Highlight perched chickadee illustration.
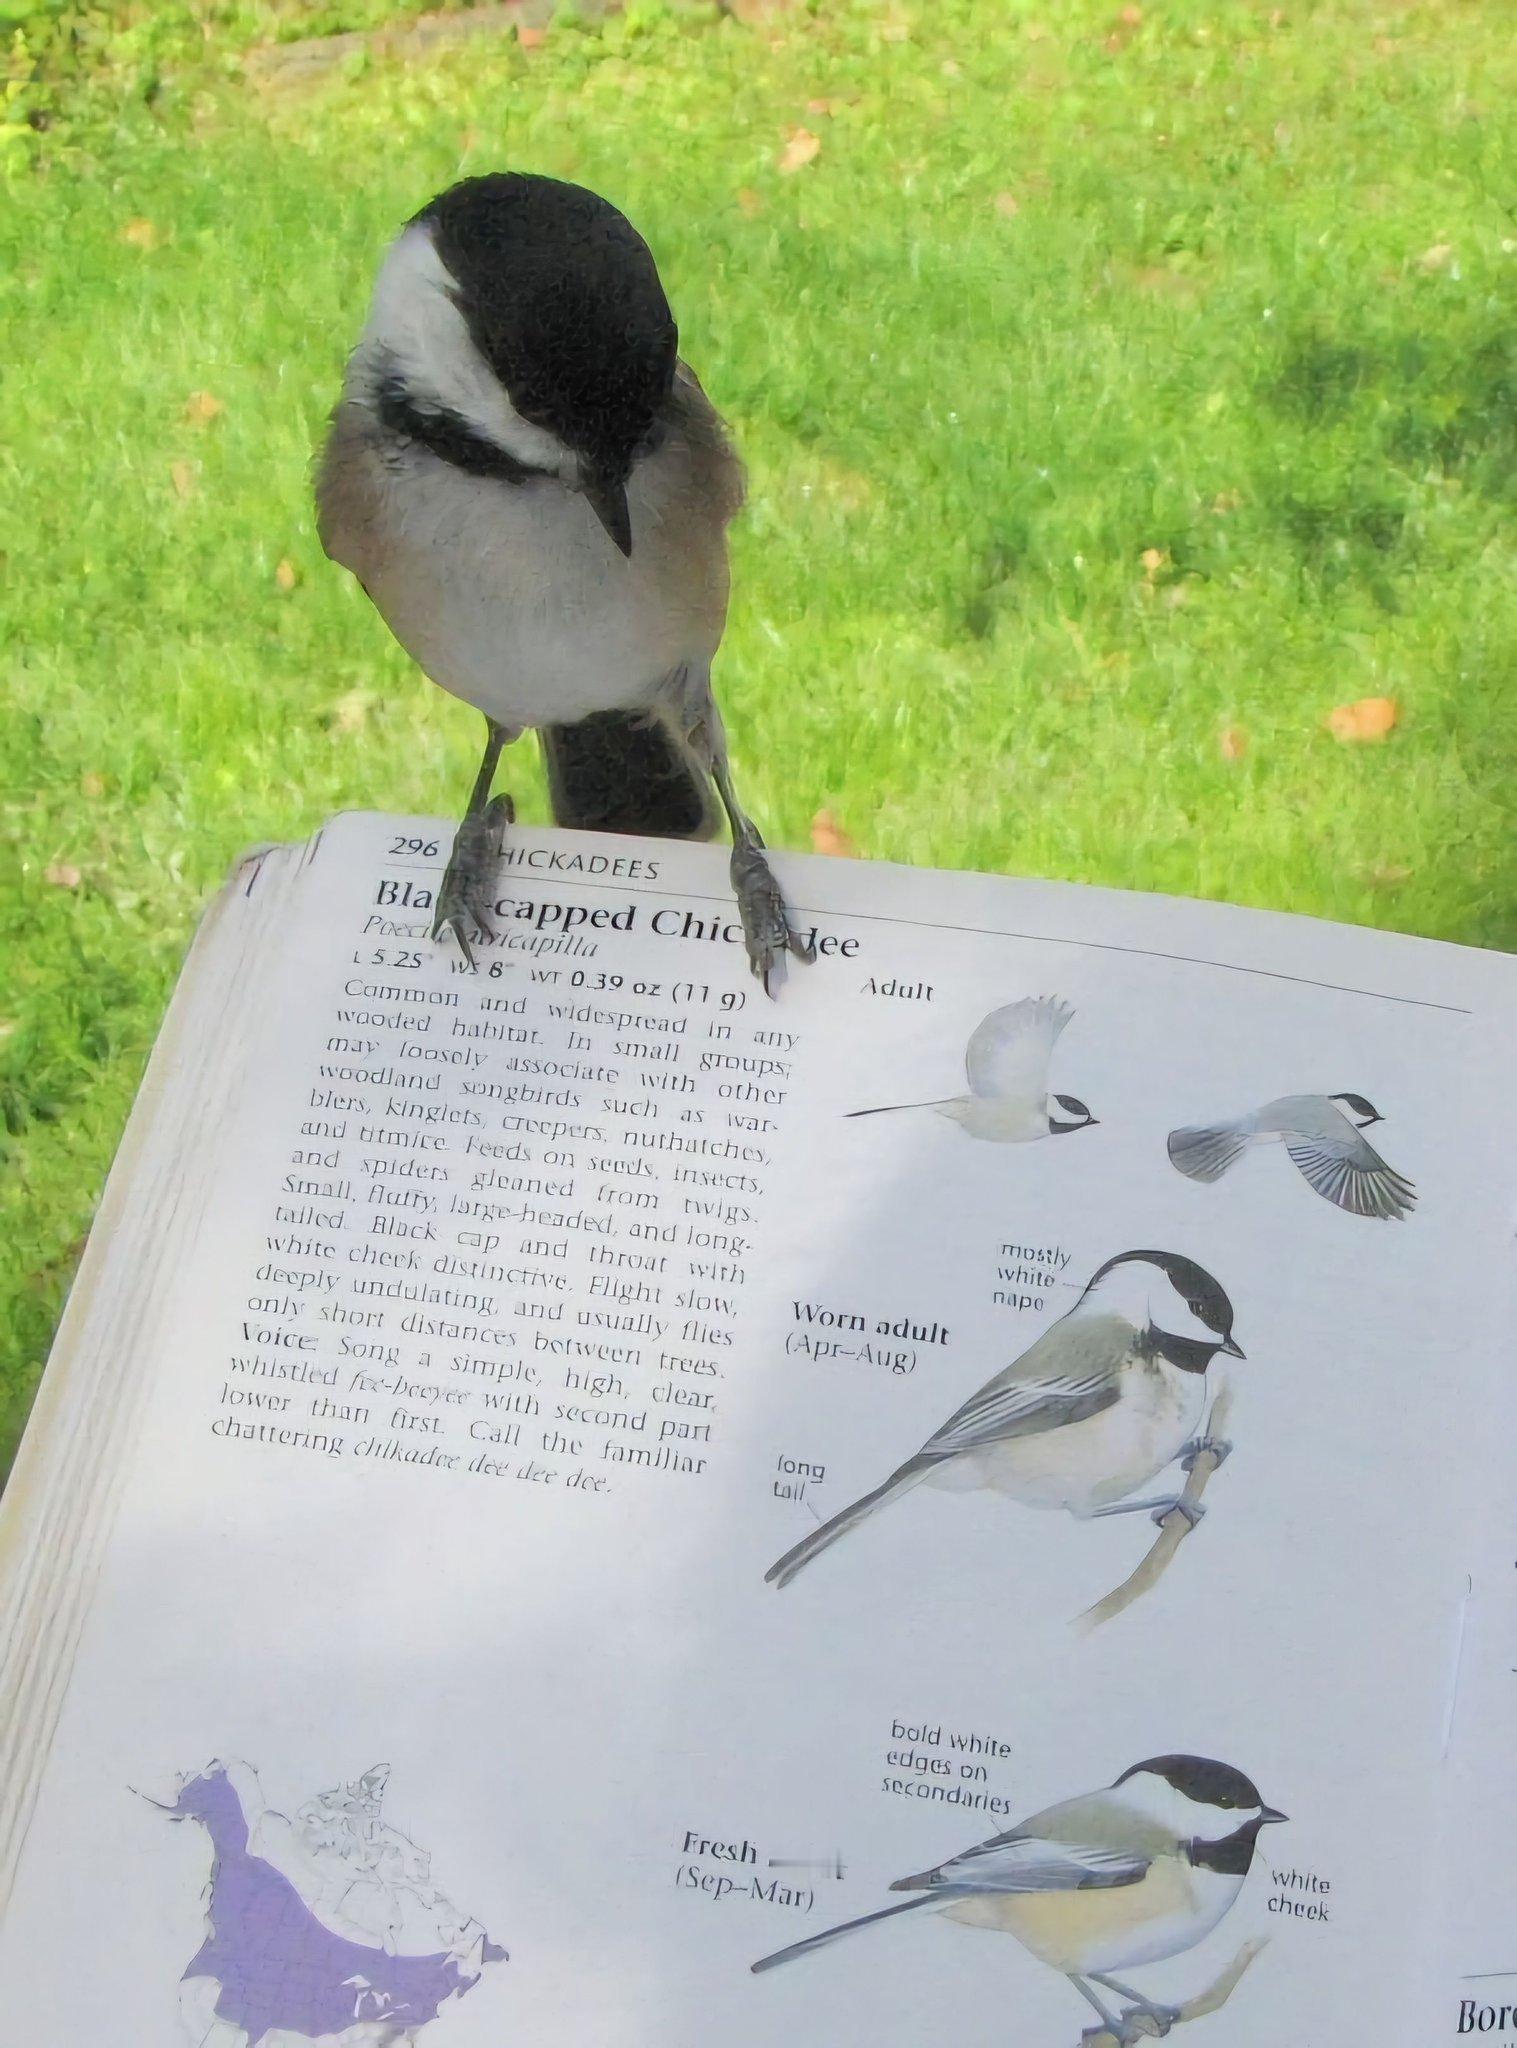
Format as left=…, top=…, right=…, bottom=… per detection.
left=846, top=997, right=1097, bottom=1142
left=752, top=1753, right=1285, bottom=2047
left=1168, top=1093, right=1416, bottom=1220
left=765, top=1251, right=1242, bottom=1590
left=317, top=172, right=812, bottom=988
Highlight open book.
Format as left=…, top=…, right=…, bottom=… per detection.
left=2, top=811, right=1513, bottom=2047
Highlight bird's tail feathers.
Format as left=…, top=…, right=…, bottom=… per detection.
left=540, top=709, right=719, bottom=841
left=845, top=1100, right=953, bottom=1120
left=750, top=1893, right=940, bottom=1973
left=1167, top=1121, right=1249, bottom=1184
left=764, top=1461, right=929, bottom=1590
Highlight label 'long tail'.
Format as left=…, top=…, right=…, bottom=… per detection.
left=764, top=1462, right=926, bottom=1590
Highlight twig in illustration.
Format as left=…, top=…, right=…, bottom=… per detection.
left=1080, top=1936, right=1268, bottom=2045
left=1077, top=1384, right=1235, bottom=1635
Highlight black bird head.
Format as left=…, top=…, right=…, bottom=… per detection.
left=1331, top=1092, right=1383, bottom=1126
left=1048, top=1093, right=1099, bottom=1135
left=415, top=173, right=678, bottom=555
left=1084, top=1249, right=1245, bottom=1369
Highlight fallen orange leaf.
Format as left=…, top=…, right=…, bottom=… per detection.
left=45, top=862, right=82, bottom=889
left=121, top=218, right=159, bottom=250
left=1218, top=725, right=1249, bottom=762
left=1140, top=546, right=1168, bottom=579
left=517, top=23, right=545, bottom=48
left=778, top=127, right=822, bottom=174
left=994, top=190, right=1021, bottom=218
left=1326, top=696, right=1400, bottom=743
left=811, top=809, right=858, bottom=858
left=275, top=557, right=300, bottom=592
left=185, top=390, right=225, bottom=426
left=736, top=187, right=765, bottom=218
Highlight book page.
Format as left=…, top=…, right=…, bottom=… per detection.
left=1, top=812, right=1512, bottom=2048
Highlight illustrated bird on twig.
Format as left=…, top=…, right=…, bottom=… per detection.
left=318, top=172, right=813, bottom=991
left=752, top=1753, right=1284, bottom=2048
left=847, top=997, right=1097, bottom=1142
left=766, top=1250, right=1242, bottom=1592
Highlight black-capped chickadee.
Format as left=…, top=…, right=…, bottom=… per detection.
left=1168, top=1092, right=1416, bottom=1219
left=752, top=1753, right=1285, bottom=2047
left=765, top=1251, right=1242, bottom=1590
left=847, top=996, right=1097, bottom=1142
left=317, top=172, right=813, bottom=988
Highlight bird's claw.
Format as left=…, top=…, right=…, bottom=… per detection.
left=1081, top=2008, right=1179, bottom=2045
left=432, top=793, right=514, bottom=968
left=731, top=838, right=814, bottom=996
left=1180, top=1434, right=1232, bottom=1473
left=1152, top=1497, right=1205, bottom=1531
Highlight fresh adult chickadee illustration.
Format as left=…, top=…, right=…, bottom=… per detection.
left=846, top=997, right=1097, bottom=1141
left=751, top=1753, right=1285, bottom=2048
left=1168, top=1093, right=1416, bottom=1220
left=317, top=172, right=813, bottom=988
left=765, top=1250, right=1242, bottom=1590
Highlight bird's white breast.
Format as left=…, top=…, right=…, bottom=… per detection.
left=940, top=1096, right=1051, bottom=1143
left=932, top=1352, right=1204, bottom=1515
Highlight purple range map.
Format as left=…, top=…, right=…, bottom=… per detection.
left=159, top=1762, right=506, bottom=2045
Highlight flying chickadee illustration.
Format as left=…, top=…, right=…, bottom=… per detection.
left=765, top=1251, right=1242, bottom=1591
left=317, top=172, right=813, bottom=988
left=1167, top=1093, right=1416, bottom=1220
left=846, top=998, right=1097, bottom=1142
left=751, top=1753, right=1285, bottom=2048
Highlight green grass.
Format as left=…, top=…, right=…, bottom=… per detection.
left=2, top=0, right=1515, bottom=1467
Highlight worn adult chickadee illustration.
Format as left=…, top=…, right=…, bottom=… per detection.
left=751, top=1753, right=1284, bottom=2048
left=317, top=172, right=813, bottom=988
left=765, top=1251, right=1242, bottom=1590
left=1168, top=1092, right=1416, bottom=1219
left=846, top=997, right=1097, bottom=1142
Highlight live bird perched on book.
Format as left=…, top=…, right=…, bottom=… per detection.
left=765, top=1250, right=1242, bottom=1590
left=316, top=172, right=814, bottom=989
left=751, top=1753, right=1285, bottom=2048
left=1168, top=1092, right=1417, bottom=1219
left=846, top=997, right=1098, bottom=1142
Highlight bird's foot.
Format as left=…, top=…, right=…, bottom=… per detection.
left=432, top=793, right=513, bottom=969
left=1081, top=2008, right=1178, bottom=2045
left=1153, top=1496, right=1204, bottom=1531
left=731, top=835, right=814, bottom=996
left=1180, top=1434, right=1233, bottom=1473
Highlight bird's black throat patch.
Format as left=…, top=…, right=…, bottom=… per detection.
left=416, top=172, right=678, bottom=483
left=376, top=374, right=552, bottom=487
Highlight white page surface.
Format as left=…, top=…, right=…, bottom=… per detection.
left=2, top=815, right=1513, bottom=2048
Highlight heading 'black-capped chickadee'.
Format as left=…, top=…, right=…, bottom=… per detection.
left=752, top=1753, right=1285, bottom=2047
left=846, top=996, right=1097, bottom=1142
left=1168, top=1092, right=1416, bottom=1219
left=317, top=173, right=813, bottom=987
left=765, top=1251, right=1243, bottom=1590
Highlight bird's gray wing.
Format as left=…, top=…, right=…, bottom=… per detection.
left=963, top=997, right=1072, bottom=1101
left=914, top=1827, right=1151, bottom=1896
left=1285, top=1127, right=1417, bottom=1219
left=917, top=1315, right=1127, bottom=1460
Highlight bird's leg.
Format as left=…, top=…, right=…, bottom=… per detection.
left=687, top=718, right=814, bottom=995
left=1072, top=1974, right=1130, bottom=2042
left=1090, top=1495, right=1205, bottom=1530
left=433, top=718, right=517, bottom=969
left=1091, top=1974, right=1182, bottom=2036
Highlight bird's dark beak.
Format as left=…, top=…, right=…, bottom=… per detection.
left=1220, top=1333, right=1246, bottom=1359
left=1260, top=1806, right=1288, bottom=1825
left=581, top=466, right=633, bottom=557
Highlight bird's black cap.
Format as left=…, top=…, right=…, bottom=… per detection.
left=1331, top=1092, right=1382, bottom=1124
left=1087, top=1249, right=1238, bottom=1347
left=1117, top=1754, right=1268, bottom=1812
left=416, top=173, right=678, bottom=486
